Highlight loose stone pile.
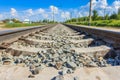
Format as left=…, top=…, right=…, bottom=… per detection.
left=0, top=48, right=109, bottom=71
left=107, top=57, right=120, bottom=66
left=0, top=24, right=113, bottom=79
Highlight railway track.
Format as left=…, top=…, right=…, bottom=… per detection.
left=0, top=24, right=56, bottom=48
left=0, top=24, right=119, bottom=80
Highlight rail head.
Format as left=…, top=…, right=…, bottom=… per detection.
left=0, top=26, right=45, bottom=36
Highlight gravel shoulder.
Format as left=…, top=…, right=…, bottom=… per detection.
left=0, top=65, right=120, bottom=80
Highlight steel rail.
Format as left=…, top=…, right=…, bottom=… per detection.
left=64, top=24, right=120, bottom=49
left=0, top=24, right=56, bottom=44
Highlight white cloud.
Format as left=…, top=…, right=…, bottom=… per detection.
left=112, top=0, right=120, bottom=11
left=61, top=12, right=65, bottom=18
left=10, top=8, right=17, bottom=16
left=36, top=8, right=48, bottom=18
left=26, top=9, right=33, bottom=16
left=61, top=11, right=70, bottom=19
left=97, top=0, right=108, bottom=9
left=43, top=14, right=48, bottom=18
left=0, top=14, right=3, bottom=18
left=78, top=0, right=119, bottom=16
left=50, top=5, right=59, bottom=14
left=91, top=0, right=108, bottom=10
left=37, top=8, right=45, bottom=14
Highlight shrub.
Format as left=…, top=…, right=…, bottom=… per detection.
left=74, top=20, right=120, bottom=28
left=5, top=23, right=41, bottom=28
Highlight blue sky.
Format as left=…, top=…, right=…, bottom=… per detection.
left=0, top=0, right=120, bottom=21
left=0, top=0, right=115, bottom=11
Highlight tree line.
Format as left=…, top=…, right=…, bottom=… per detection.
left=2, top=18, right=57, bottom=24
left=66, top=7, right=120, bottom=23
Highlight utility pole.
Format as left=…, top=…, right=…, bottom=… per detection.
left=76, top=11, right=78, bottom=23
left=77, top=12, right=81, bottom=23
left=63, top=12, right=66, bottom=22
left=70, top=12, right=72, bottom=23
left=89, top=0, right=92, bottom=26
left=103, top=7, right=106, bottom=20
left=52, top=7, right=55, bottom=23
left=103, top=8, right=105, bottom=20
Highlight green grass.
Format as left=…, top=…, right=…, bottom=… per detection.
left=4, top=23, right=42, bottom=28
left=69, top=20, right=120, bottom=28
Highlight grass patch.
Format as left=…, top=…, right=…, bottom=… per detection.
left=69, top=20, right=120, bottom=28
left=4, top=23, right=42, bottom=28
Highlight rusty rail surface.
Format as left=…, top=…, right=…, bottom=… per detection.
left=64, top=24, right=120, bottom=49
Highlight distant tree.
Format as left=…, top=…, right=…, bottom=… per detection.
left=78, top=17, right=89, bottom=21
left=92, top=10, right=99, bottom=21
left=42, top=19, right=47, bottom=23
left=117, top=7, right=120, bottom=20
left=71, top=18, right=76, bottom=22
left=110, top=12, right=118, bottom=19
left=12, top=18, right=21, bottom=23
left=104, top=14, right=109, bottom=20
left=95, top=16, right=103, bottom=20
left=2, top=18, right=21, bottom=23
left=118, top=7, right=120, bottom=15
left=2, top=19, right=10, bottom=23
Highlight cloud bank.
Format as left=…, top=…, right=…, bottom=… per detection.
left=0, top=0, right=120, bottom=22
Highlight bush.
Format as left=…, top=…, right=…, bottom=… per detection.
left=73, top=20, right=120, bottom=28
left=5, top=23, right=41, bottom=28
